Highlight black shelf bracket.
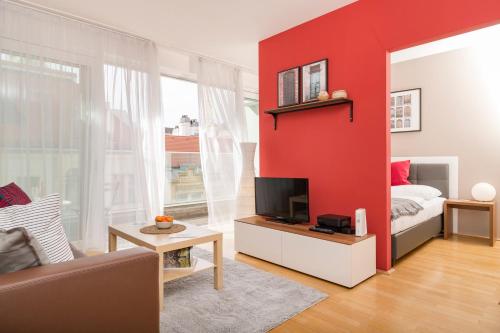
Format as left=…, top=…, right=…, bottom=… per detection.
left=348, top=100, right=354, bottom=122
left=272, top=113, right=278, bottom=130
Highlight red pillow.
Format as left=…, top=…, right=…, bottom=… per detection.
left=0, top=183, right=32, bottom=208
left=391, top=160, right=412, bottom=186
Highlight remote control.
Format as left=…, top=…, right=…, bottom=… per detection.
left=309, top=226, right=335, bottom=234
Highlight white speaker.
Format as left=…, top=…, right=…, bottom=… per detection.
left=355, top=208, right=367, bottom=237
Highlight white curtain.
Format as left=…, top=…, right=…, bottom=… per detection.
left=0, top=0, right=164, bottom=251
left=197, top=58, right=247, bottom=226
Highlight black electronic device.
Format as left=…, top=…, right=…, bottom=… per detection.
left=340, top=227, right=356, bottom=235
left=316, top=214, right=356, bottom=234
left=255, top=177, right=309, bottom=224
left=309, top=226, right=335, bottom=234
left=317, top=214, right=351, bottom=229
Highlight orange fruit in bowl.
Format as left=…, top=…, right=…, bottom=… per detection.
left=155, top=215, right=174, bottom=223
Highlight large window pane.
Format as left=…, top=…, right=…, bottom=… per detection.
left=161, top=76, right=259, bottom=207
left=0, top=51, right=84, bottom=241
left=161, top=76, right=205, bottom=206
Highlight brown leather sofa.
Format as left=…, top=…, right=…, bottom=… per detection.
left=0, top=246, right=160, bottom=333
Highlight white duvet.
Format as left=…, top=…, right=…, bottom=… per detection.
left=391, top=196, right=446, bottom=235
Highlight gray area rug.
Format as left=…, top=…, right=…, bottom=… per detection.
left=160, top=248, right=327, bottom=333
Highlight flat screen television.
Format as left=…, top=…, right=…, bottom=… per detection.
left=254, top=177, right=309, bottom=224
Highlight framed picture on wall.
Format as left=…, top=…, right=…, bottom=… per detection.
left=278, top=67, right=300, bottom=107
left=301, top=59, right=328, bottom=103
left=390, top=88, right=421, bottom=133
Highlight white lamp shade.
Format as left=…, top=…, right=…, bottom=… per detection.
left=471, top=182, right=496, bottom=201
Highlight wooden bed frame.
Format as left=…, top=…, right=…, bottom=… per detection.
left=391, top=163, right=449, bottom=266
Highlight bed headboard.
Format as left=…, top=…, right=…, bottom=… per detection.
left=408, top=163, right=449, bottom=198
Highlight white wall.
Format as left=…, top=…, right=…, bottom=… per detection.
left=391, top=45, right=500, bottom=239
left=157, top=47, right=258, bottom=94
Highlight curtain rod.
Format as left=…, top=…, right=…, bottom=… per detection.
left=5, top=0, right=149, bottom=41
left=5, top=0, right=257, bottom=74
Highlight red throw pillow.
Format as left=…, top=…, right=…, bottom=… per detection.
left=0, top=183, right=32, bottom=208
left=391, top=160, right=412, bottom=186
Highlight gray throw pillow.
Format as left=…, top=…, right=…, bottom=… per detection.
left=0, top=227, right=50, bottom=274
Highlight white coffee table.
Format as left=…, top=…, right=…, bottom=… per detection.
left=108, top=221, right=223, bottom=310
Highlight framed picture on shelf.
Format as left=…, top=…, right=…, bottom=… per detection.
left=301, top=59, right=328, bottom=103
left=277, top=67, right=300, bottom=107
left=390, top=88, right=421, bottom=133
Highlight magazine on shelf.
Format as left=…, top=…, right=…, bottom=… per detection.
left=163, top=246, right=196, bottom=271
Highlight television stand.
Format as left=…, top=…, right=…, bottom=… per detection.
left=234, top=215, right=376, bottom=288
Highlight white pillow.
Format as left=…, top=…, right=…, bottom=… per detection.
left=391, top=185, right=442, bottom=201
left=0, top=193, right=74, bottom=263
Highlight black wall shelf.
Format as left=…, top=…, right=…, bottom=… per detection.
left=264, top=98, right=354, bottom=130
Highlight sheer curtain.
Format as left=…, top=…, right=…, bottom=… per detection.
left=0, top=0, right=164, bottom=251
left=197, top=58, right=247, bottom=227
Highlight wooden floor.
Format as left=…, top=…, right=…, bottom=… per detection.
left=231, top=235, right=500, bottom=332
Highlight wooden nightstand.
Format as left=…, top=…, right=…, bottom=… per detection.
left=443, top=199, right=497, bottom=246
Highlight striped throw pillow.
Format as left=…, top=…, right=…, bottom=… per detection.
left=0, top=194, right=74, bottom=263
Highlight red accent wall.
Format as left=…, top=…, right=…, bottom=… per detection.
left=259, top=0, right=500, bottom=270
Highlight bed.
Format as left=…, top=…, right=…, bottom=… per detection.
left=391, top=163, right=449, bottom=266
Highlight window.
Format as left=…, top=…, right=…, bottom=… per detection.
left=0, top=51, right=84, bottom=241
left=161, top=76, right=260, bottom=207
left=161, top=76, right=205, bottom=206
left=103, top=64, right=150, bottom=216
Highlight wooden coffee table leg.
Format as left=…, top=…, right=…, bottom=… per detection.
left=158, top=252, right=164, bottom=311
left=213, top=235, right=223, bottom=290
left=108, top=231, right=117, bottom=252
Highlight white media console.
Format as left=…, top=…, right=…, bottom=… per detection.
left=234, top=216, right=376, bottom=288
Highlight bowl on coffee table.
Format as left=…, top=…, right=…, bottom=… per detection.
left=156, top=221, right=173, bottom=229
left=155, top=215, right=174, bottom=229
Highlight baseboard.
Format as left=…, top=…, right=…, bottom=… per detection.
left=377, top=268, right=395, bottom=275
left=453, top=232, right=500, bottom=241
